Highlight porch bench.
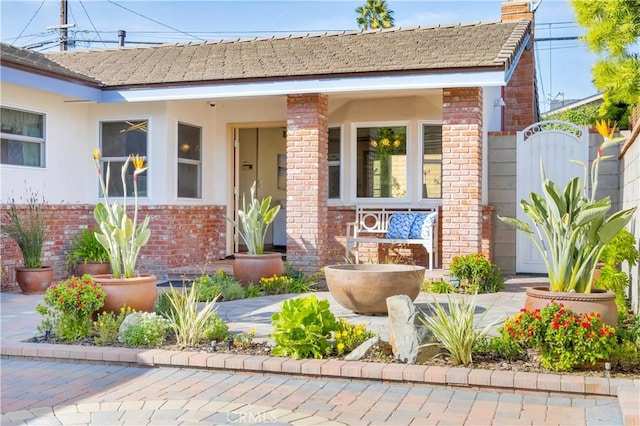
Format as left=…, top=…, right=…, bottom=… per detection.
left=345, top=207, right=438, bottom=270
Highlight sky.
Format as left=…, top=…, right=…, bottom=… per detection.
left=0, top=0, right=604, bottom=112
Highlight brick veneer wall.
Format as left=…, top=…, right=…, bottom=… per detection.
left=1, top=204, right=225, bottom=291
left=286, top=94, right=329, bottom=274
left=441, top=87, right=484, bottom=270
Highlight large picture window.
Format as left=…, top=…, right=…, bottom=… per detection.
left=328, top=127, right=341, bottom=199
left=177, top=122, right=202, bottom=199
left=356, top=125, right=407, bottom=199
left=1, top=107, right=45, bottom=167
left=99, top=120, right=148, bottom=197
left=422, top=124, right=443, bottom=199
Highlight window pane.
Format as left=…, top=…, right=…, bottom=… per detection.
left=356, top=126, right=407, bottom=198
left=99, top=160, right=148, bottom=197
left=178, top=163, right=200, bottom=198
left=422, top=125, right=443, bottom=199
left=1, top=138, right=42, bottom=166
left=328, top=127, right=341, bottom=199
left=101, top=121, right=148, bottom=157
left=178, top=123, right=201, bottom=160
left=1, top=107, right=44, bottom=138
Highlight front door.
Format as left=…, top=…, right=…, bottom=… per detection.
left=515, top=121, right=589, bottom=273
left=232, top=125, right=287, bottom=253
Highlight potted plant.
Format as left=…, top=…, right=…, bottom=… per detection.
left=2, top=188, right=54, bottom=294
left=225, top=181, right=283, bottom=286
left=498, top=120, right=636, bottom=326
left=90, top=148, right=156, bottom=313
left=65, top=228, right=111, bottom=276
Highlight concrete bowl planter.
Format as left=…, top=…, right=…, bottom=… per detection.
left=324, top=264, right=425, bottom=315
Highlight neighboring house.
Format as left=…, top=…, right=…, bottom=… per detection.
left=541, top=93, right=604, bottom=118
left=0, top=0, right=538, bottom=287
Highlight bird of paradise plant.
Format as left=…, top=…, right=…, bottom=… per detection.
left=499, top=120, right=636, bottom=293
left=92, top=149, right=151, bottom=278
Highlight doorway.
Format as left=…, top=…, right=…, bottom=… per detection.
left=232, top=125, right=287, bottom=254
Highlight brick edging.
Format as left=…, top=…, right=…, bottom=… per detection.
left=2, top=342, right=637, bottom=399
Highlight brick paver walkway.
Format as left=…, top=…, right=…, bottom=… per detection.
left=1, top=358, right=624, bottom=425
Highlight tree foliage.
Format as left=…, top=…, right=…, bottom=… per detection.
left=569, top=0, right=640, bottom=108
left=356, top=0, right=395, bottom=30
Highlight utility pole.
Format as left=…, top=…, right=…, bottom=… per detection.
left=60, top=0, right=68, bottom=51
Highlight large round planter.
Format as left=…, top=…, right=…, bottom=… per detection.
left=92, top=274, right=158, bottom=313
left=233, top=253, right=284, bottom=287
left=15, top=266, right=54, bottom=294
left=524, top=286, right=618, bottom=327
left=324, top=264, right=425, bottom=315
left=75, top=262, right=111, bottom=277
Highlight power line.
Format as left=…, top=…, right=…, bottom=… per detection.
left=77, top=0, right=107, bottom=49
left=12, top=0, right=46, bottom=45
left=105, top=0, right=205, bottom=42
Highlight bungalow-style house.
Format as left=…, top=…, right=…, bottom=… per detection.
left=0, top=0, right=538, bottom=288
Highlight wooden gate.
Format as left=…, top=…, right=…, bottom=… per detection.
left=516, top=121, right=589, bottom=273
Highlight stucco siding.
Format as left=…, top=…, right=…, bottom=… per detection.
left=620, top=134, right=639, bottom=313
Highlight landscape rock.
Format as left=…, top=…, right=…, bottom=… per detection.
left=345, top=336, right=381, bottom=361
left=117, top=312, right=144, bottom=343
left=387, top=295, right=440, bottom=364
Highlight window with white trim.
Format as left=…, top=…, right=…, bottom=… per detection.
left=422, top=124, right=443, bottom=199
left=99, top=120, right=148, bottom=197
left=177, top=122, right=202, bottom=199
left=328, top=127, right=341, bottom=199
left=356, top=125, right=407, bottom=199
left=1, top=107, right=45, bottom=167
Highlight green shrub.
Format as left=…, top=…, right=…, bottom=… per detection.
left=450, top=253, right=504, bottom=293
left=118, top=312, right=170, bottom=348
left=422, top=279, right=454, bottom=294
left=193, top=271, right=245, bottom=301
left=595, top=229, right=639, bottom=311
left=155, top=291, right=175, bottom=319
left=244, top=284, right=261, bottom=298
left=163, top=283, right=220, bottom=346
left=94, top=306, right=135, bottom=345
left=203, top=314, right=230, bottom=342
left=259, top=274, right=313, bottom=295
left=65, top=228, right=109, bottom=271
left=271, top=295, right=337, bottom=359
left=35, top=275, right=106, bottom=341
left=418, top=293, right=497, bottom=366
left=333, top=318, right=376, bottom=356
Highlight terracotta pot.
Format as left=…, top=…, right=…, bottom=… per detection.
left=75, top=262, right=111, bottom=277
left=233, top=253, right=284, bottom=287
left=92, top=274, right=158, bottom=313
left=524, top=286, right=618, bottom=327
left=15, top=266, right=54, bottom=294
left=324, top=264, right=425, bottom=315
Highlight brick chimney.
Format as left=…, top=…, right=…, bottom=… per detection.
left=500, top=0, right=538, bottom=131
left=501, top=0, right=533, bottom=22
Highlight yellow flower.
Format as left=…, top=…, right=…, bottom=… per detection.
left=120, top=307, right=126, bottom=312
left=381, top=138, right=390, bottom=147
left=92, top=148, right=101, bottom=161
left=337, top=343, right=345, bottom=350
left=250, top=328, right=257, bottom=335
left=370, top=140, right=378, bottom=148
left=334, top=332, right=342, bottom=339
left=131, top=154, right=148, bottom=175
left=595, top=120, right=615, bottom=140
left=393, top=139, right=401, bottom=148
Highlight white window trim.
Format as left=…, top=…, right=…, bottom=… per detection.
left=327, top=123, right=344, bottom=205
left=417, top=120, right=443, bottom=209
left=350, top=120, right=411, bottom=205
left=176, top=120, right=203, bottom=200
left=0, top=105, right=46, bottom=168
left=97, top=117, right=151, bottom=202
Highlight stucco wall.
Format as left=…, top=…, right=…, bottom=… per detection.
left=620, top=134, right=639, bottom=313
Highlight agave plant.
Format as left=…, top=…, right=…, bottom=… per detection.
left=226, top=181, right=281, bottom=255
left=499, top=120, right=636, bottom=293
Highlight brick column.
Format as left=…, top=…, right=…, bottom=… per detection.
left=441, top=87, right=484, bottom=270
left=286, top=94, right=329, bottom=273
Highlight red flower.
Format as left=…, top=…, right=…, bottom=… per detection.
left=588, top=333, right=594, bottom=339
left=97, top=294, right=101, bottom=299
left=581, top=322, right=591, bottom=329
left=78, top=303, right=83, bottom=308
left=553, top=323, right=559, bottom=330
left=507, top=326, right=513, bottom=332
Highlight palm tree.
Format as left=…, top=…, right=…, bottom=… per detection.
left=356, top=0, right=395, bottom=30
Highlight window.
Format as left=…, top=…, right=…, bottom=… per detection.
left=422, top=124, right=443, bottom=199
left=328, top=127, right=341, bottom=199
left=177, top=122, right=202, bottom=198
left=1, top=107, right=45, bottom=167
left=100, top=120, right=148, bottom=197
left=356, top=125, right=407, bottom=198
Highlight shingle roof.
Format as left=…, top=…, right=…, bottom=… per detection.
left=0, top=42, right=100, bottom=84
left=3, top=19, right=531, bottom=88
